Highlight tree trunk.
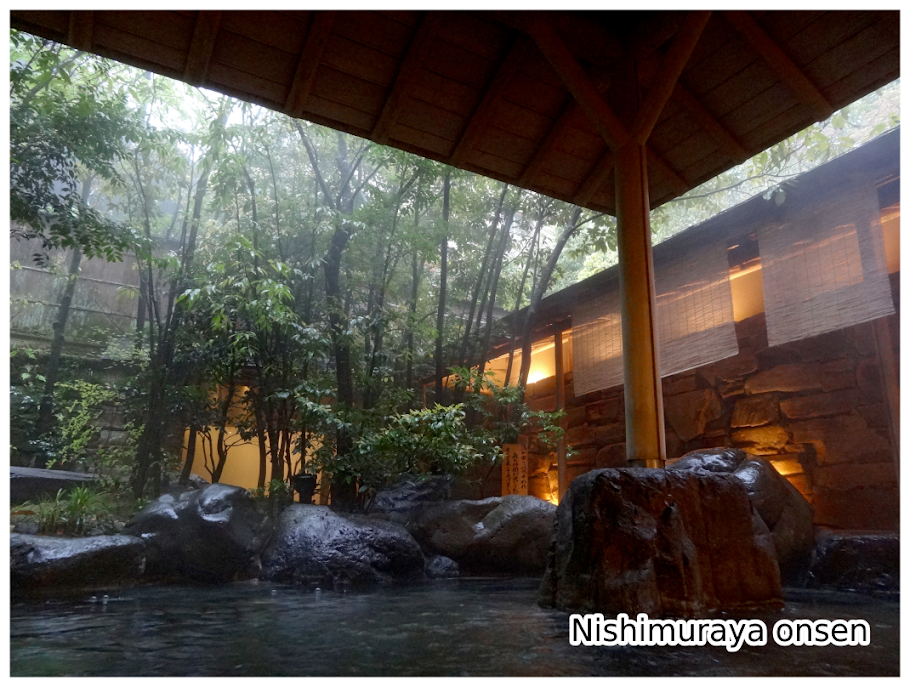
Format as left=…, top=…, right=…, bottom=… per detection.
left=36, top=176, right=93, bottom=436
left=517, top=207, right=583, bottom=399
left=435, top=171, right=451, bottom=403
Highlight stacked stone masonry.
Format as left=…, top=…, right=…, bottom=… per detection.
left=521, top=310, right=899, bottom=532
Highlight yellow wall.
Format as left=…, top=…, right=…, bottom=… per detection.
left=183, top=427, right=326, bottom=503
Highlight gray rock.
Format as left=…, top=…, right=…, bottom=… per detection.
left=809, top=529, right=899, bottom=594
left=11, top=534, right=146, bottom=592
left=408, top=495, right=556, bottom=575
left=124, top=483, right=265, bottom=583
left=261, top=504, right=425, bottom=589
left=668, top=448, right=815, bottom=585
left=425, top=554, right=459, bottom=579
left=370, top=475, right=453, bottom=520
left=10, top=467, right=96, bottom=505
left=539, top=468, right=782, bottom=616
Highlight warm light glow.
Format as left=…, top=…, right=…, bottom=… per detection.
left=526, top=369, right=547, bottom=384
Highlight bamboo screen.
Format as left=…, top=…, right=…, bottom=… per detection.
left=759, top=182, right=894, bottom=347
left=571, top=237, right=738, bottom=397
left=571, top=278, right=624, bottom=396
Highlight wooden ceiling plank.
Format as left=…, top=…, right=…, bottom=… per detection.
left=517, top=99, right=578, bottom=187
left=449, top=36, right=533, bottom=168
left=573, top=151, right=615, bottom=207
left=285, top=11, right=336, bottom=118
left=68, top=11, right=94, bottom=52
left=673, top=83, right=748, bottom=163
left=647, top=148, right=690, bottom=197
left=527, top=17, right=630, bottom=151
left=184, top=11, right=222, bottom=86
left=371, top=13, right=442, bottom=145
left=632, top=10, right=712, bottom=144
left=723, top=10, right=833, bottom=121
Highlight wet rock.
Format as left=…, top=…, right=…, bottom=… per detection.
left=668, top=448, right=814, bottom=585
left=11, top=534, right=146, bottom=593
left=539, top=468, right=781, bottom=616
left=124, top=483, right=265, bottom=583
left=731, top=458, right=816, bottom=584
left=10, top=467, right=96, bottom=505
left=408, top=495, right=556, bottom=575
left=665, top=447, right=747, bottom=474
left=425, top=554, right=459, bottom=579
left=370, top=475, right=453, bottom=523
left=261, top=505, right=425, bottom=589
left=808, top=529, right=899, bottom=594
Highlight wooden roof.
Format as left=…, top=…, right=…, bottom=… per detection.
left=11, top=10, right=900, bottom=216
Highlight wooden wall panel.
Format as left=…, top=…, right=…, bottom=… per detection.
left=411, top=71, right=483, bottom=117
left=423, top=39, right=497, bottom=90
left=395, top=98, right=466, bottom=142
left=390, top=123, right=455, bottom=157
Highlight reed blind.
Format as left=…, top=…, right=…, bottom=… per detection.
left=759, top=182, right=894, bottom=347
left=571, top=278, right=624, bottom=396
left=571, top=237, right=738, bottom=397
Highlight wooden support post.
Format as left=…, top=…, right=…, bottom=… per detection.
left=554, top=327, right=568, bottom=499
left=873, top=317, right=900, bottom=482
left=615, top=142, right=665, bottom=468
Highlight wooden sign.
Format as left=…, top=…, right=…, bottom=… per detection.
left=502, top=436, right=529, bottom=496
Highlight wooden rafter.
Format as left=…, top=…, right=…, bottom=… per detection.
left=528, top=17, right=690, bottom=201
left=184, top=11, right=222, bottom=86
left=449, top=35, right=533, bottom=168
left=517, top=98, right=577, bottom=187
left=673, top=83, right=748, bottom=163
left=370, top=12, right=441, bottom=145
left=572, top=151, right=615, bottom=207
left=723, top=10, right=832, bottom=121
left=285, top=11, right=336, bottom=118
left=527, top=17, right=630, bottom=150
left=68, top=11, right=94, bottom=52
left=518, top=72, right=610, bottom=188
left=631, top=10, right=711, bottom=144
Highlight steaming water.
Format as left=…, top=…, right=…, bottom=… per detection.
left=10, top=579, right=899, bottom=676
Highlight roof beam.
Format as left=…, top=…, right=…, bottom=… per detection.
left=285, top=11, right=336, bottom=118
left=528, top=18, right=690, bottom=201
left=449, top=36, right=533, bottom=168
left=673, top=83, right=748, bottom=163
left=631, top=11, right=711, bottom=144
left=527, top=17, right=630, bottom=150
left=518, top=98, right=577, bottom=187
left=184, top=11, right=222, bottom=86
left=371, top=12, right=441, bottom=145
left=572, top=151, right=615, bottom=207
left=68, top=11, right=94, bottom=52
left=723, top=10, right=833, bottom=121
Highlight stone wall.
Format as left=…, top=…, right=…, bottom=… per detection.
left=521, top=308, right=900, bottom=532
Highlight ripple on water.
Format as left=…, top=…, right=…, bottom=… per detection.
left=10, top=579, right=900, bottom=677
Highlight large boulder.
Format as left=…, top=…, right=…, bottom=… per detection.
left=406, top=495, right=556, bottom=575
left=10, top=467, right=96, bottom=505
left=370, top=475, right=453, bottom=522
left=11, top=534, right=146, bottom=593
left=124, top=483, right=265, bottom=583
left=667, top=448, right=815, bottom=584
left=425, top=554, right=460, bottom=579
left=260, top=504, right=425, bottom=589
left=808, top=529, right=899, bottom=594
left=539, top=468, right=782, bottom=617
